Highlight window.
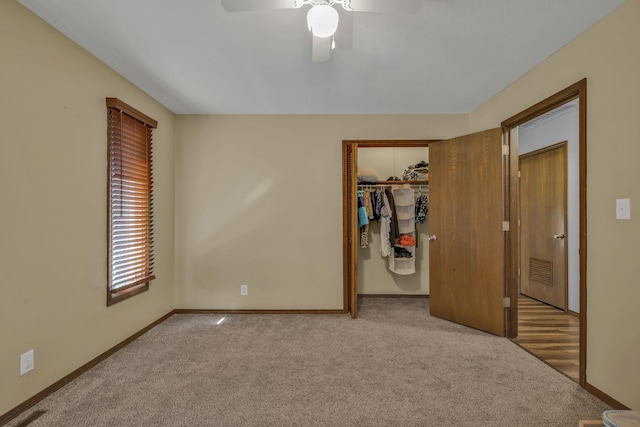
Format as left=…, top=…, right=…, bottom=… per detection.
left=106, top=98, right=157, bottom=306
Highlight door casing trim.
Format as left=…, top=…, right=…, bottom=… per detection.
left=501, top=78, right=587, bottom=386
left=342, top=140, right=434, bottom=318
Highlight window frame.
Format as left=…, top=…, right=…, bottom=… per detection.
left=106, top=98, right=157, bottom=306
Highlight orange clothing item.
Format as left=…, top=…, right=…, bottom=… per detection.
left=399, top=234, right=415, bottom=247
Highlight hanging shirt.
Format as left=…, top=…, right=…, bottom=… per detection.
left=360, top=224, right=369, bottom=249
left=380, top=217, right=392, bottom=257
left=371, top=189, right=382, bottom=221
left=415, top=194, right=428, bottom=224
left=357, top=190, right=369, bottom=228
left=380, top=190, right=392, bottom=257
left=363, top=190, right=374, bottom=220
left=384, top=187, right=400, bottom=245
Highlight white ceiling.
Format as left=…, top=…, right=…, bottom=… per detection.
left=18, top=0, right=625, bottom=114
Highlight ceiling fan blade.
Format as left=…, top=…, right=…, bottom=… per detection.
left=348, top=0, right=423, bottom=14
left=335, top=9, right=353, bottom=51
left=221, top=0, right=298, bottom=13
left=312, top=35, right=332, bottom=62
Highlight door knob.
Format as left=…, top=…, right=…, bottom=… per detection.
left=428, top=235, right=437, bottom=241
left=553, top=233, right=565, bottom=240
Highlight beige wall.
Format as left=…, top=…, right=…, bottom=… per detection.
left=174, top=115, right=466, bottom=309
left=0, top=1, right=175, bottom=416
left=469, top=0, right=640, bottom=409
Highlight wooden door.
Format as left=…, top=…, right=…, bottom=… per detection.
left=519, top=143, right=567, bottom=310
left=429, top=128, right=505, bottom=336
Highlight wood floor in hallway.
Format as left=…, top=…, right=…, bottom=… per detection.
left=512, top=295, right=579, bottom=381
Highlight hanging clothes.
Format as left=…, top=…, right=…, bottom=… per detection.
left=415, top=194, right=428, bottom=224
left=360, top=225, right=369, bottom=249
left=380, top=190, right=392, bottom=257
left=357, top=190, right=369, bottom=229
left=370, top=189, right=382, bottom=221
left=357, top=190, right=370, bottom=249
left=384, top=187, right=400, bottom=245
left=380, top=218, right=391, bottom=257
left=363, top=190, right=374, bottom=220
left=381, top=190, right=391, bottom=218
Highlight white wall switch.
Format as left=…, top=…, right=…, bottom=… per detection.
left=20, top=349, right=34, bottom=376
left=240, top=284, right=248, bottom=296
left=616, top=198, right=631, bottom=220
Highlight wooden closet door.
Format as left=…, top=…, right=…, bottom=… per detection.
left=429, top=128, right=505, bottom=336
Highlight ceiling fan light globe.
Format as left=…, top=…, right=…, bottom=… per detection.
left=307, top=5, right=339, bottom=38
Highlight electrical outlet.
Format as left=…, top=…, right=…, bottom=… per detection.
left=240, top=284, right=248, bottom=296
left=20, top=349, right=34, bottom=376
left=616, top=198, right=631, bottom=220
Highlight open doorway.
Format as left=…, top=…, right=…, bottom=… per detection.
left=342, top=140, right=432, bottom=318
left=514, top=100, right=580, bottom=381
left=503, top=80, right=587, bottom=385
left=357, top=146, right=430, bottom=296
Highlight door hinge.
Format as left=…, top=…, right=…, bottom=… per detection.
left=518, top=170, right=521, bottom=178
left=503, top=297, right=511, bottom=308
left=502, top=145, right=510, bottom=156
left=502, top=221, right=510, bottom=231
left=518, top=267, right=521, bottom=276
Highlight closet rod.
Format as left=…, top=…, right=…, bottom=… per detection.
left=359, top=180, right=428, bottom=185
left=357, top=183, right=429, bottom=189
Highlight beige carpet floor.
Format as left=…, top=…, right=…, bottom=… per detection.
left=6, top=298, right=609, bottom=426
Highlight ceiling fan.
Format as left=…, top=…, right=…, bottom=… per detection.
left=220, top=0, right=424, bottom=62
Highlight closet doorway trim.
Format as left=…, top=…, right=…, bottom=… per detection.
left=342, top=140, right=435, bottom=318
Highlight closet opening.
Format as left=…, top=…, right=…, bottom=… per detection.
left=342, top=140, right=434, bottom=318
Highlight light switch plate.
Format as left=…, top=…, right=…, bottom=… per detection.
left=616, top=198, right=631, bottom=220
